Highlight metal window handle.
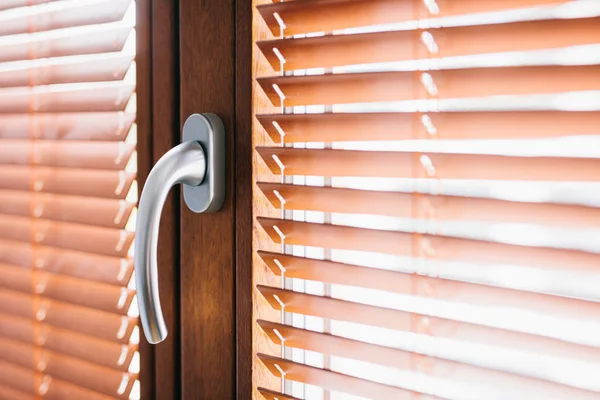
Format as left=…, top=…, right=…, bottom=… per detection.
left=135, top=114, right=225, bottom=344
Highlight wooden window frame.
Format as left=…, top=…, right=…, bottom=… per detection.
left=136, top=0, right=254, bottom=398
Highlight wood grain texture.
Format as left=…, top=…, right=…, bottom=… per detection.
left=235, top=0, right=254, bottom=398
left=179, top=0, right=236, bottom=398
left=134, top=0, right=155, bottom=397
left=151, top=0, right=181, bottom=398
left=137, top=0, right=183, bottom=398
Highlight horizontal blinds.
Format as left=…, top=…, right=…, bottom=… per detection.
left=258, top=388, right=301, bottom=400
left=252, top=0, right=600, bottom=399
left=257, top=111, right=600, bottom=141
left=0, top=167, right=136, bottom=198
left=0, top=240, right=134, bottom=286
left=0, top=141, right=135, bottom=169
left=258, top=353, right=441, bottom=400
left=0, top=53, right=133, bottom=87
left=0, top=288, right=137, bottom=343
left=0, top=313, right=137, bottom=371
left=256, top=0, right=569, bottom=36
left=0, top=191, right=135, bottom=228
left=0, top=112, right=135, bottom=140
left=257, top=183, right=600, bottom=227
left=257, top=321, right=600, bottom=399
left=0, top=0, right=131, bottom=36
left=0, top=215, right=135, bottom=257
left=0, top=361, right=116, bottom=400
left=257, top=218, right=599, bottom=275
left=257, top=147, right=600, bottom=180
left=0, top=337, right=136, bottom=398
left=258, top=17, right=600, bottom=70
left=0, top=0, right=139, bottom=398
left=0, top=24, right=133, bottom=64
left=0, top=83, right=135, bottom=112
left=256, top=252, right=600, bottom=326
left=258, top=66, right=600, bottom=106
left=255, top=286, right=600, bottom=363
left=0, top=264, right=135, bottom=315
left=0, top=1, right=55, bottom=11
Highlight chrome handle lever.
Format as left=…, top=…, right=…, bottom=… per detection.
left=135, top=114, right=225, bottom=344
left=135, top=141, right=204, bottom=343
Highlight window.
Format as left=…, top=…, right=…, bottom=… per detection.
left=0, top=0, right=140, bottom=398
left=251, top=1, right=600, bottom=399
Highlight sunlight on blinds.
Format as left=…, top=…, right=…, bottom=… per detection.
left=0, top=0, right=140, bottom=398
left=252, top=1, right=600, bottom=399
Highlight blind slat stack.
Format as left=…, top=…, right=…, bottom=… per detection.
left=252, top=0, right=600, bottom=399
left=0, top=0, right=138, bottom=398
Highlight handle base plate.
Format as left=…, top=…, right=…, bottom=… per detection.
left=182, top=113, right=226, bottom=213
